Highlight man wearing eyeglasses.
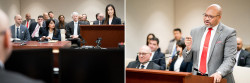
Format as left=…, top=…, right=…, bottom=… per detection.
left=183, top=4, right=236, bottom=83
left=127, top=45, right=160, bottom=70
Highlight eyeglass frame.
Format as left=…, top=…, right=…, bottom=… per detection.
left=203, top=13, right=220, bottom=19
left=137, top=52, right=151, bottom=56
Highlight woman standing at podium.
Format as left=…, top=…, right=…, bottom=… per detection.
left=103, top=4, right=121, bottom=25
left=41, top=19, right=61, bottom=41
left=169, top=40, right=192, bottom=72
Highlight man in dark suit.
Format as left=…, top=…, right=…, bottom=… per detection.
left=66, top=12, right=85, bottom=47
left=29, top=15, right=46, bottom=41
left=236, top=37, right=250, bottom=67
left=10, top=15, right=30, bottom=41
left=136, top=37, right=166, bottom=70
left=48, top=11, right=58, bottom=24
left=0, top=9, right=43, bottom=83
left=184, top=4, right=236, bottom=83
left=21, top=13, right=36, bottom=29
left=127, top=45, right=160, bottom=70
left=93, top=13, right=104, bottom=25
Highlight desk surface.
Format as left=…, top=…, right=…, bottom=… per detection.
left=13, top=41, right=71, bottom=50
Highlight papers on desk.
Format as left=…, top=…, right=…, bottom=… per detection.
left=48, top=40, right=58, bottom=43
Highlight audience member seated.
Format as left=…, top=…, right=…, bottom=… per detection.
left=93, top=13, right=104, bottom=25
left=79, top=14, right=90, bottom=24
left=146, top=33, right=155, bottom=45
left=10, top=15, right=30, bottom=41
left=29, top=15, right=46, bottom=41
left=48, top=11, right=59, bottom=24
left=127, top=45, right=160, bottom=70
left=41, top=19, right=61, bottom=41
left=169, top=40, right=192, bottom=72
left=235, top=37, right=250, bottom=67
left=56, top=15, right=67, bottom=29
left=66, top=12, right=85, bottom=47
left=21, top=13, right=36, bottom=29
left=166, top=28, right=185, bottom=58
left=103, top=4, right=121, bottom=25
left=136, top=37, right=166, bottom=70
left=0, top=9, right=43, bottom=83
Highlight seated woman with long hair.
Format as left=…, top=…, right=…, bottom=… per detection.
left=169, top=40, right=192, bottom=72
left=41, top=19, right=61, bottom=41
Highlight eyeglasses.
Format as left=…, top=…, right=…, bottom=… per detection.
left=203, top=13, right=220, bottom=19
left=137, top=52, right=150, bottom=56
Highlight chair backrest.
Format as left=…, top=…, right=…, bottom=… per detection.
left=233, top=66, right=250, bottom=83
left=5, top=48, right=53, bottom=83
left=59, top=48, right=124, bottom=83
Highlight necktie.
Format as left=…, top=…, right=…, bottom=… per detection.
left=26, top=20, right=29, bottom=28
left=31, top=25, right=40, bottom=38
left=16, top=28, right=19, bottom=38
left=199, top=28, right=213, bottom=74
left=141, top=65, right=145, bottom=69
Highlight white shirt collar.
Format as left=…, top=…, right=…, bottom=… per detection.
left=139, top=61, right=150, bottom=69
left=206, top=23, right=219, bottom=31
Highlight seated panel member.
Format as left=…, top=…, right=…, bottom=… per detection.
left=235, top=37, right=250, bottom=67
left=56, top=15, right=67, bottom=29
left=103, top=4, right=121, bottom=25
left=29, top=15, right=46, bottom=41
left=10, top=15, right=31, bottom=41
left=41, top=19, right=61, bottom=41
left=127, top=45, right=160, bottom=70
left=169, top=40, right=192, bottom=72
left=66, top=12, right=84, bottom=47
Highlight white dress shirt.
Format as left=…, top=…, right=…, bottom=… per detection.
left=15, top=25, right=20, bottom=38
left=34, top=24, right=40, bottom=37
left=73, top=21, right=78, bottom=36
left=234, top=50, right=241, bottom=67
left=48, top=31, right=54, bottom=40
left=139, top=62, right=149, bottom=69
left=174, top=55, right=184, bottom=72
left=25, top=20, right=31, bottom=28
left=109, top=19, right=112, bottom=25
left=198, top=24, right=218, bottom=74
left=150, top=52, right=155, bottom=61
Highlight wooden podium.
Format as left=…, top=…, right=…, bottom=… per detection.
left=126, top=68, right=227, bottom=83
left=80, top=25, right=124, bottom=48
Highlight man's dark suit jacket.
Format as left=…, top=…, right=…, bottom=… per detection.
left=136, top=48, right=166, bottom=70
left=169, top=56, right=193, bottom=72
left=237, top=49, right=250, bottom=67
left=28, top=22, right=46, bottom=41
left=65, top=21, right=84, bottom=39
left=10, top=24, right=31, bottom=41
left=103, top=17, right=121, bottom=25
left=93, top=20, right=103, bottom=25
left=127, top=61, right=161, bottom=70
left=0, top=70, right=43, bottom=83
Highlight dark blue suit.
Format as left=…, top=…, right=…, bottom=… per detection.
left=169, top=56, right=193, bottom=72
left=10, top=25, right=30, bottom=41
left=102, top=17, right=121, bottom=24
left=237, top=49, right=250, bottom=67
left=44, top=29, right=61, bottom=41
left=28, top=22, right=46, bottom=41
left=136, top=48, right=166, bottom=70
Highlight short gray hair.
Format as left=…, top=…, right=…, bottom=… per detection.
left=71, top=12, right=79, bottom=17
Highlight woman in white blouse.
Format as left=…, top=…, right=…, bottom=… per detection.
left=169, top=40, right=192, bottom=72
left=41, top=19, right=61, bottom=41
left=103, top=4, right=121, bottom=25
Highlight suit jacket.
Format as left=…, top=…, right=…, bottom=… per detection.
left=65, top=21, right=83, bottom=38
left=10, top=25, right=31, bottom=41
left=169, top=56, right=193, bottom=72
left=166, top=37, right=185, bottom=54
left=0, top=70, right=44, bottom=83
left=44, top=29, right=61, bottom=41
left=79, top=21, right=90, bottom=25
left=136, top=48, right=166, bottom=70
left=28, top=22, right=46, bottom=41
left=103, top=17, right=121, bottom=25
left=21, top=19, right=36, bottom=28
left=237, top=49, right=250, bottom=67
left=183, top=23, right=236, bottom=83
left=93, top=20, right=103, bottom=25
left=127, top=61, right=161, bottom=70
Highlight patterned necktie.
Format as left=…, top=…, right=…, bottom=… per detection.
left=141, top=65, right=145, bottom=69
left=199, top=28, right=213, bottom=74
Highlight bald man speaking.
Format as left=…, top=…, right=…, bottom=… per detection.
left=183, top=4, right=236, bottom=83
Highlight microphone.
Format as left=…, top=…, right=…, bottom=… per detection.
left=193, top=68, right=206, bottom=75
left=95, top=37, right=102, bottom=48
